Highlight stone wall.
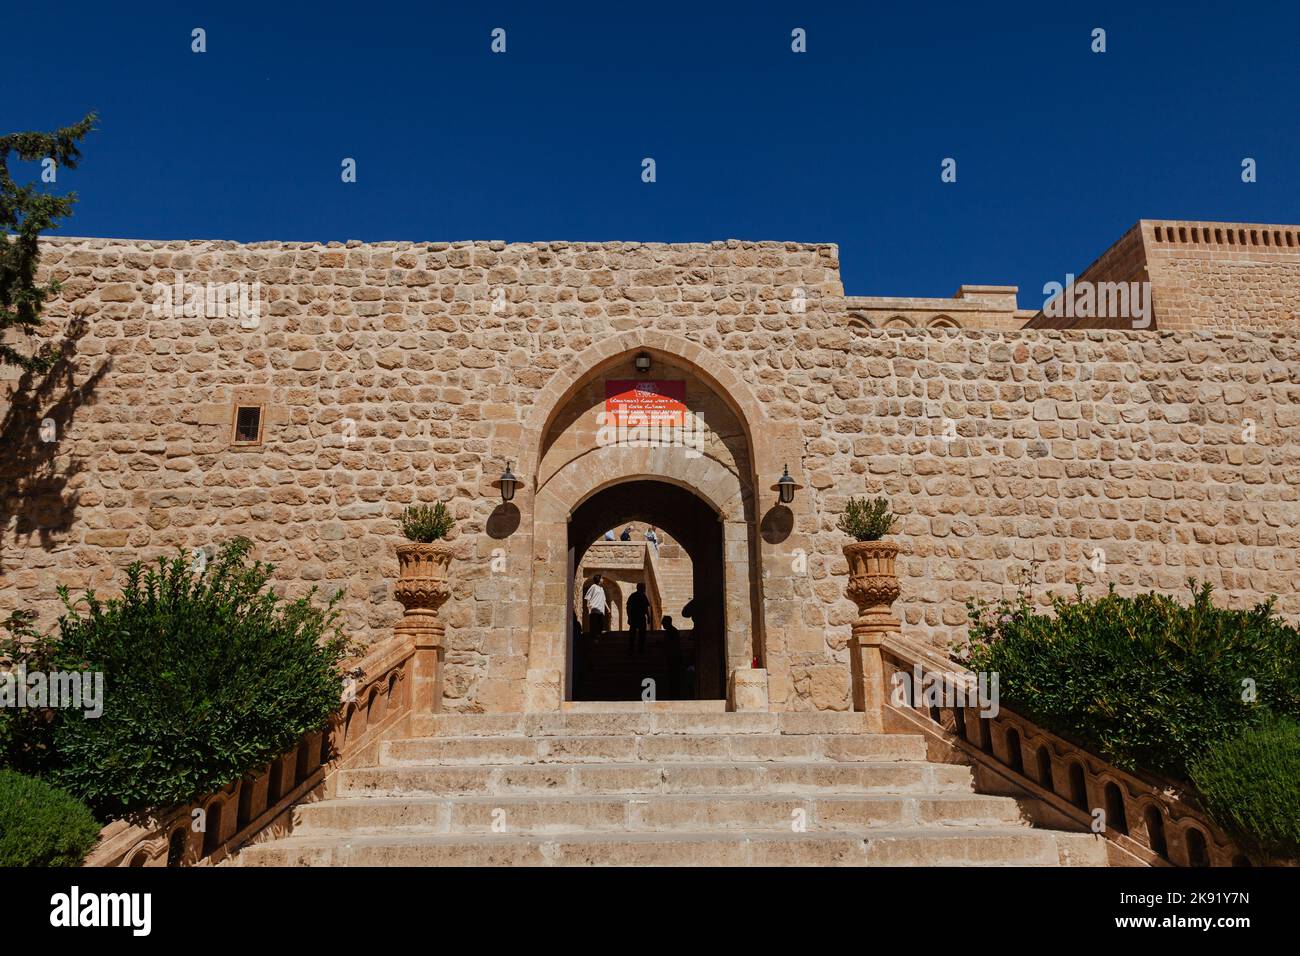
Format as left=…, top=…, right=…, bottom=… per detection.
left=1027, top=220, right=1300, bottom=331
left=1146, top=221, right=1300, bottom=331
left=2, top=236, right=1298, bottom=712
left=0, top=237, right=842, bottom=712
left=826, top=327, right=1300, bottom=649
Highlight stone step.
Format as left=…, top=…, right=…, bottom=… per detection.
left=337, top=760, right=974, bottom=798
left=240, top=827, right=1096, bottom=867
left=411, top=710, right=872, bottom=737
left=381, top=733, right=927, bottom=765
left=293, top=792, right=1027, bottom=835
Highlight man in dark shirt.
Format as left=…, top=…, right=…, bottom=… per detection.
left=626, top=582, right=650, bottom=653
left=619, top=526, right=633, bottom=541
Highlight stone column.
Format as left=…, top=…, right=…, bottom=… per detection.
left=843, top=541, right=901, bottom=733
left=394, top=542, right=452, bottom=714
left=525, top=513, right=566, bottom=712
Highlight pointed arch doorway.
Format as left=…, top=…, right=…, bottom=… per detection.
left=567, top=479, right=726, bottom=702
left=511, top=333, right=808, bottom=713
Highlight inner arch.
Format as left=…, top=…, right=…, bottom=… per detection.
left=567, top=479, right=726, bottom=702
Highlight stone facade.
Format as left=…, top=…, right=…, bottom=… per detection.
left=832, top=328, right=1300, bottom=645
left=2, top=230, right=1298, bottom=714
left=1026, top=219, right=1300, bottom=331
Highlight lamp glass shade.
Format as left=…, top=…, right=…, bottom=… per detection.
left=777, top=465, right=796, bottom=504
left=499, top=462, right=518, bottom=503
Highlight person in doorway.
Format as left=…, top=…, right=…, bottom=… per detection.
left=626, top=582, right=650, bottom=654
left=619, top=525, right=633, bottom=541
left=645, top=526, right=659, bottom=552
left=661, top=614, right=681, bottom=698
left=585, top=574, right=608, bottom=641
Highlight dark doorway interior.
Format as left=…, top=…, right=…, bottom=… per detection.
left=567, top=480, right=726, bottom=701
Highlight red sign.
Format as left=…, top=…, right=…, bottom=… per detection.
left=604, top=380, right=686, bottom=426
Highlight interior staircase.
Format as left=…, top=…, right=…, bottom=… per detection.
left=236, top=710, right=1107, bottom=866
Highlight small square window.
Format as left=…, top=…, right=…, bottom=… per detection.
left=232, top=405, right=263, bottom=445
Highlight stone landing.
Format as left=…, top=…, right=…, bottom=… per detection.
left=235, top=713, right=1108, bottom=867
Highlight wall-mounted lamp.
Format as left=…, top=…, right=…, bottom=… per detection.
left=777, top=464, right=797, bottom=505
left=634, top=351, right=652, bottom=373
left=497, top=461, right=518, bottom=504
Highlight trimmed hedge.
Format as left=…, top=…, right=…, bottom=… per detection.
left=6, top=538, right=351, bottom=818
left=1190, top=720, right=1300, bottom=860
left=964, top=582, right=1300, bottom=780
left=0, top=770, right=100, bottom=866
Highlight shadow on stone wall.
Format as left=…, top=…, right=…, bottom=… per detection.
left=0, top=318, right=110, bottom=574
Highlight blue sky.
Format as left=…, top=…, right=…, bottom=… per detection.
left=5, top=1, right=1298, bottom=305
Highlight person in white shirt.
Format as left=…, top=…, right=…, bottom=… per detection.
left=584, top=574, right=608, bottom=640
left=603, top=529, right=616, bottom=541
left=645, top=526, right=659, bottom=553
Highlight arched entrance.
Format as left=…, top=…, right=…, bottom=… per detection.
left=568, top=480, right=726, bottom=702
left=500, top=332, right=813, bottom=713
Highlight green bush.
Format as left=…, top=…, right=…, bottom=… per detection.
left=14, top=538, right=350, bottom=818
left=0, top=608, right=64, bottom=772
left=1190, top=720, right=1300, bottom=861
left=964, top=581, right=1300, bottom=780
left=399, top=502, right=453, bottom=542
left=0, top=770, right=101, bottom=866
left=837, top=496, right=896, bottom=541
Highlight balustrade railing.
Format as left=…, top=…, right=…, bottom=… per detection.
left=84, top=631, right=417, bottom=867
left=878, top=634, right=1253, bottom=868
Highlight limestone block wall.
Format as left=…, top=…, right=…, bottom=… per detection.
left=1145, top=221, right=1300, bottom=331
left=2, top=235, right=1298, bottom=711
left=822, top=327, right=1300, bottom=648
left=1024, top=223, right=1148, bottom=331
left=1027, top=220, right=1300, bottom=331
left=0, top=237, right=844, bottom=712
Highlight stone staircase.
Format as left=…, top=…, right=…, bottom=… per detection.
left=236, top=711, right=1107, bottom=866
